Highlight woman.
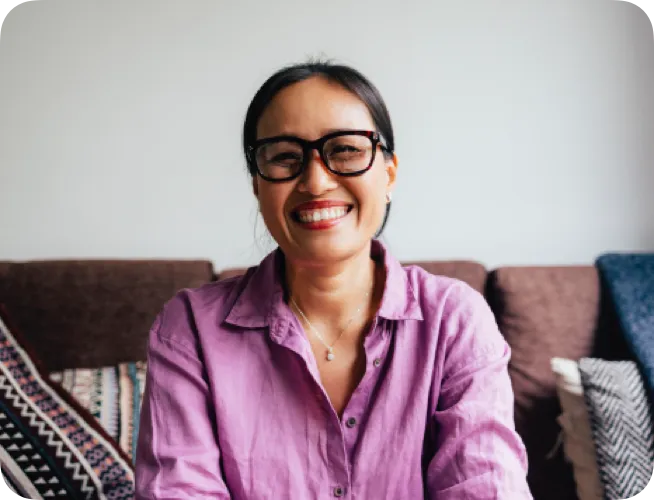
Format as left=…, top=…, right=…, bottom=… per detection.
left=135, top=60, right=532, bottom=499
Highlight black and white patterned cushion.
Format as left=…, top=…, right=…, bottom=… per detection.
left=578, top=358, right=654, bottom=500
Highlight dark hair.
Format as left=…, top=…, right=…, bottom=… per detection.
left=242, top=59, right=394, bottom=236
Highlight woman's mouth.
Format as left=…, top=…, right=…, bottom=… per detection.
left=290, top=203, right=354, bottom=229
left=297, top=206, right=349, bottom=223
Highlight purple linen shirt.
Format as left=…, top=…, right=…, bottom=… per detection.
left=135, top=241, right=532, bottom=499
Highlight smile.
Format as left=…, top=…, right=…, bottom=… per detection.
left=297, top=206, right=349, bottom=223
left=290, top=202, right=354, bottom=229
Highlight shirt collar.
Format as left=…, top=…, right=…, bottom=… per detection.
left=224, top=239, right=423, bottom=329
left=373, top=240, right=423, bottom=321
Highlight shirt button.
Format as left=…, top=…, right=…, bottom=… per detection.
left=334, top=486, right=345, bottom=497
left=373, top=358, right=382, bottom=367
left=346, top=417, right=357, bottom=428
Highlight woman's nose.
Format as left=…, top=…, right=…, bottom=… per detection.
left=296, top=150, right=338, bottom=195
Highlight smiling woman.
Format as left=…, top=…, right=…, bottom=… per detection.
left=134, top=60, right=533, bottom=499
left=244, top=66, right=397, bottom=263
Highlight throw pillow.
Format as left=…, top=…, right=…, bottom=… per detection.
left=0, top=304, right=134, bottom=499
left=551, top=357, right=603, bottom=500
left=578, top=357, right=654, bottom=500
left=50, top=362, right=147, bottom=462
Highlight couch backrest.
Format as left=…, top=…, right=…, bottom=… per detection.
left=0, top=263, right=11, bottom=283
left=0, top=260, right=214, bottom=372
left=404, top=260, right=487, bottom=295
left=486, top=266, right=604, bottom=500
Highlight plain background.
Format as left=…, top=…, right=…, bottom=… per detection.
left=1, top=0, right=653, bottom=270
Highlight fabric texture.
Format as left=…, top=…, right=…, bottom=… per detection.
left=50, top=362, right=147, bottom=463
left=578, top=358, right=654, bottom=500
left=0, top=304, right=135, bottom=499
left=551, top=357, right=603, bottom=500
left=0, top=260, right=214, bottom=371
left=135, top=240, right=532, bottom=499
left=596, top=253, right=654, bottom=400
left=0, top=263, right=11, bottom=288
left=486, top=266, right=600, bottom=500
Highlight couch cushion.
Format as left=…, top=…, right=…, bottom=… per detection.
left=0, top=262, right=11, bottom=278
left=219, top=260, right=488, bottom=294
left=0, top=260, right=213, bottom=371
left=0, top=262, right=11, bottom=298
left=0, top=304, right=134, bottom=498
left=404, top=260, right=487, bottom=294
left=51, top=361, right=147, bottom=463
left=579, top=358, right=654, bottom=500
left=551, top=357, right=604, bottom=500
left=486, top=266, right=600, bottom=500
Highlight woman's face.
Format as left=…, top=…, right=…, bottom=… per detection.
left=253, top=76, right=397, bottom=266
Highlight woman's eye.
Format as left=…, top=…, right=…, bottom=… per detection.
left=332, top=145, right=359, bottom=154
left=271, top=152, right=302, bottom=164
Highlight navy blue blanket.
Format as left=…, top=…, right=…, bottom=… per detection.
left=596, top=253, right=654, bottom=400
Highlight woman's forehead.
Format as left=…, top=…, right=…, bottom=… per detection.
left=256, top=77, right=375, bottom=140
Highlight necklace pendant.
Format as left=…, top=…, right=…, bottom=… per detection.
left=326, top=350, right=335, bottom=361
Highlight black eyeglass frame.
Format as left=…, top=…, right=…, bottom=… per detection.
left=247, top=130, right=391, bottom=183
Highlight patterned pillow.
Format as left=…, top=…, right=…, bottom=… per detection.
left=0, top=304, right=134, bottom=499
left=50, top=362, right=147, bottom=462
left=578, top=358, right=654, bottom=500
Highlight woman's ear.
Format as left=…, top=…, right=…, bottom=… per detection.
left=385, top=153, right=398, bottom=192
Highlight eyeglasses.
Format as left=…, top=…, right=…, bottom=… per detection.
left=247, top=130, right=390, bottom=182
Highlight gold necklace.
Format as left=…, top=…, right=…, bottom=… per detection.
left=290, top=291, right=370, bottom=362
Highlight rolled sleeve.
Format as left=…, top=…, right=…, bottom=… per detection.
left=426, top=286, right=532, bottom=499
left=135, top=309, right=231, bottom=500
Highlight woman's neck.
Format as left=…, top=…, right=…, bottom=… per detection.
left=285, top=244, right=379, bottom=326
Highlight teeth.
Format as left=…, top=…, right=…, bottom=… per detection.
left=297, top=207, right=348, bottom=223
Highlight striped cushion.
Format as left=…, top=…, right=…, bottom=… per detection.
left=50, top=362, right=146, bottom=463
left=0, top=304, right=134, bottom=499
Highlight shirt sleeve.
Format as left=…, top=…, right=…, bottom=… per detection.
left=135, top=305, right=232, bottom=500
left=425, top=285, right=533, bottom=500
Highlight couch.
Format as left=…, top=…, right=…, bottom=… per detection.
left=0, top=257, right=631, bottom=500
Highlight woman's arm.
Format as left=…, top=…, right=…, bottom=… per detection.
left=425, top=286, right=532, bottom=500
left=135, top=307, right=231, bottom=499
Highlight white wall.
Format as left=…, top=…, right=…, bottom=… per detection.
left=1, top=0, right=653, bottom=270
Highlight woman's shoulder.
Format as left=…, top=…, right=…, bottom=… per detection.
left=151, top=270, right=255, bottom=349
left=170, top=272, right=249, bottom=313
left=402, top=263, right=488, bottom=315
left=403, top=264, right=506, bottom=366
left=403, top=264, right=498, bottom=335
